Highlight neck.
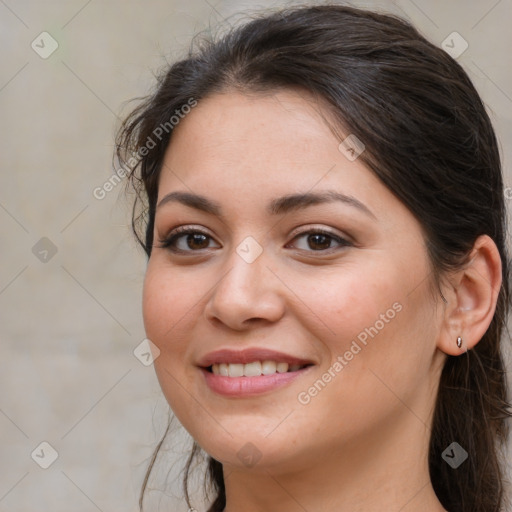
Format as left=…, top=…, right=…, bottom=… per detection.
left=222, top=410, right=447, bottom=512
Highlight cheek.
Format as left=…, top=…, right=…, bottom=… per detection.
left=142, top=261, right=204, bottom=421
left=142, top=260, right=201, bottom=355
left=142, top=267, right=167, bottom=343
left=292, top=257, right=433, bottom=392
left=287, top=261, right=402, bottom=349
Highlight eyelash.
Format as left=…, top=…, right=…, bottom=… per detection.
left=157, top=226, right=352, bottom=254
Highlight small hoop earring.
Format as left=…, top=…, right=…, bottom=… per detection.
left=456, top=336, right=463, bottom=348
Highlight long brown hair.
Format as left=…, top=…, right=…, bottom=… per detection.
left=115, top=5, right=512, bottom=511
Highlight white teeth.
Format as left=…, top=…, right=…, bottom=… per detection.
left=244, top=361, right=262, bottom=377
left=210, top=360, right=307, bottom=377
left=277, top=362, right=289, bottom=373
left=228, top=363, right=244, bottom=377
left=261, top=360, right=277, bottom=375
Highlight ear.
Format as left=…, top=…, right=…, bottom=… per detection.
left=437, top=234, right=502, bottom=356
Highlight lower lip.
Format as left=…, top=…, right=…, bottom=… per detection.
left=200, top=366, right=313, bottom=397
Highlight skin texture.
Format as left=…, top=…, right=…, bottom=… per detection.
left=142, top=89, right=501, bottom=512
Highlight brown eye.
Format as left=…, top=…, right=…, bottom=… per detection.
left=289, top=229, right=351, bottom=252
left=307, top=233, right=332, bottom=250
left=185, top=233, right=210, bottom=250
left=158, top=227, right=220, bottom=253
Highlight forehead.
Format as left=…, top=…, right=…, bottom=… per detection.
left=167, top=89, right=336, bottom=161
left=154, top=90, right=427, bottom=256
left=160, top=90, right=368, bottom=185
left=156, top=89, right=406, bottom=227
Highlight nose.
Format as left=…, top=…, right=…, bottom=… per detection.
left=204, top=244, right=286, bottom=331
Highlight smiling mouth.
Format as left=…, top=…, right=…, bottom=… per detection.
left=206, top=361, right=313, bottom=377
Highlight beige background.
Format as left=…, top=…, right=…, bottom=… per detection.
left=1, top=0, right=511, bottom=511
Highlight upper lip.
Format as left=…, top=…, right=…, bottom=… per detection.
left=197, top=348, right=315, bottom=368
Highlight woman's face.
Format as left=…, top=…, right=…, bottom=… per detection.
left=143, top=89, right=446, bottom=472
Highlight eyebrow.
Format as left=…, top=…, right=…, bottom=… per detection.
left=156, top=190, right=376, bottom=220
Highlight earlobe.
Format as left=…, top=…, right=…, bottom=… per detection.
left=437, top=234, right=502, bottom=356
left=455, top=335, right=467, bottom=353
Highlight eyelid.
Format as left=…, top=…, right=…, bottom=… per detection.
left=288, top=224, right=353, bottom=243
left=157, top=223, right=353, bottom=253
left=286, top=226, right=352, bottom=251
left=157, top=225, right=220, bottom=251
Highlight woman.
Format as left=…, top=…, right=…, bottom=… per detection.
left=115, top=4, right=511, bottom=511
